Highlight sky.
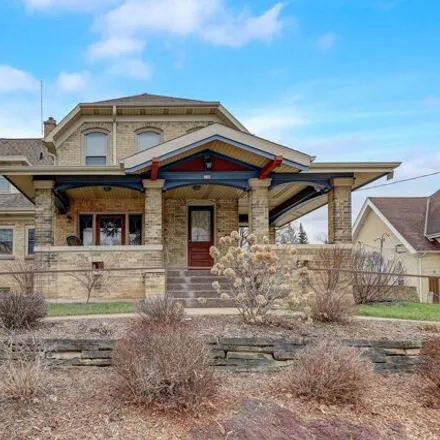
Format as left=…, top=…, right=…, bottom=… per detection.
left=1, top=0, right=440, bottom=241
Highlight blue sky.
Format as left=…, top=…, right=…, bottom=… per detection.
left=1, top=0, right=440, bottom=240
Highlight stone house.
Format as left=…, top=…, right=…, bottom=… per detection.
left=0, top=93, right=399, bottom=301
left=353, top=193, right=440, bottom=303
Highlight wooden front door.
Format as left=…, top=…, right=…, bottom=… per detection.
left=96, top=215, right=126, bottom=246
left=188, top=206, right=214, bottom=268
left=429, top=278, right=440, bottom=304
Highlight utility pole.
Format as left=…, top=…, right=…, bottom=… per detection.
left=374, top=233, right=389, bottom=271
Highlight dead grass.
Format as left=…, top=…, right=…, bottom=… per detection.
left=0, top=368, right=439, bottom=439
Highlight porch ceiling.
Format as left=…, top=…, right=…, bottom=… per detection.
left=164, top=184, right=247, bottom=200
left=66, top=186, right=143, bottom=200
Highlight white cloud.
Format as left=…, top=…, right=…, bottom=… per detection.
left=0, top=65, right=39, bottom=93
left=203, top=3, right=284, bottom=47
left=97, top=0, right=284, bottom=47
left=88, top=37, right=145, bottom=60
left=22, top=0, right=119, bottom=12
left=317, top=33, right=336, bottom=50
left=56, top=71, right=90, bottom=92
left=108, top=59, right=151, bottom=79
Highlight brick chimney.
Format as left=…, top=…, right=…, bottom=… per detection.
left=43, top=117, right=57, bottom=137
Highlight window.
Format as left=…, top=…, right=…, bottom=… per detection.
left=79, top=215, right=94, bottom=245
left=137, top=131, right=161, bottom=152
left=0, top=175, right=10, bottom=192
left=26, top=226, right=35, bottom=256
left=129, top=214, right=142, bottom=245
left=0, top=227, right=14, bottom=256
left=84, top=132, right=108, bottom=165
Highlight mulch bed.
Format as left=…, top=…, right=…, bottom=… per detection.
left=4, top=314, right=439, bottom=341
left=0, top=368, right=439, bottom=439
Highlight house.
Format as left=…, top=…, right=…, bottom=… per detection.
left=0, top=93, right=400, bottom=301
left=353, top=193, right=440, bottom=303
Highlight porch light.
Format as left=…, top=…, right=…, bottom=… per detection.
left=192, top=185, right=201, bottom=191
left=103, top=186, right=112, bottom=192
left=205, top=156, right=212, bottom=170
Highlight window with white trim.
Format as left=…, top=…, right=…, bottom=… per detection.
left=85, top=132, right=108, bottom=165
left=0, top=227, right=14, bottom=256
left=137, top=131, right=161, bottom=152
left=0, top=175, right=10, bottom=192
left=26, top=226, right=35, bottom=256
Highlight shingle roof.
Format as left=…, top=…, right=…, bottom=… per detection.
left=426, top=190, right=440, bottom=237
left=0, top=194, right=33, bottom=211
left=85, top=93, right=219, bottom=107
left=369, top=197, right=440, bottom=252
left=0, top=138, right=53, bottom=165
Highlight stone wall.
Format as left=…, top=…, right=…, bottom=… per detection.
left=28, top=336, right=425, bottom=373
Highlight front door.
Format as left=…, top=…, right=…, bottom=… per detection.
left=429, top=278, right=440, bottom=304
left=188, top=206, right=214, bottom=268
left=96, top=215, right=125, bottom=246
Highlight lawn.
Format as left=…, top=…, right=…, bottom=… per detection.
left=357, top=302, right=440, bottom=322
left=48, top=301, right=135, bottom=317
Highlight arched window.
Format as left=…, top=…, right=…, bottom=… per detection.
left=84, top=131, right=108, bottom=165
left=137, top=130, right=161, bottom=152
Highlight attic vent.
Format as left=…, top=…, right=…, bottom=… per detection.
left=39, top=152, right=44, bottom=160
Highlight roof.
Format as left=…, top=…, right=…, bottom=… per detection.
left=0, top=193, right=33, bottom=211
left=84, top=93, right=219, bottom=107
left=426, top=190, right=440, bottom=237
left=0, top=138, right=53, bottom=165
left=366, top=197, right=440, bottom=252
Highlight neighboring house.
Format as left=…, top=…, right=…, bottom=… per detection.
left=0, top=92, right=399, bottom=300
left=353, top=193, right=440, bottom=303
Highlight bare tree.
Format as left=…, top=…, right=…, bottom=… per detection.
left=277, top=222, right=298, bottom=244
left=4, top=259, right=35, bottom=293
left=351, top=247, right=406, bottom=304
left=69, top=254, right=120, bottom=304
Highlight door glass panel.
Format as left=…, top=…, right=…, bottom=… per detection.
left=191, top=210, right=211, bottom=242
left=99, top=217, right=122, bottom=246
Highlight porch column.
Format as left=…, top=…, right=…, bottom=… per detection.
left=248, top=178, right=271, bottom=242
left=34, top=180, right=55, bottom=295
left=142, top=179, right=165, bottom=245
left=328, top=177, right=354, bottom=244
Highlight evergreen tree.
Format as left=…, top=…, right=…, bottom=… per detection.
left=297, top=223, right=309, bottom=244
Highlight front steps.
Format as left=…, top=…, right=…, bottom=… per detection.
left=167, top=269, right=231, bottom=308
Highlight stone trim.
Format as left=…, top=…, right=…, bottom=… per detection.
left=33, top=180, right=55, bottom=190
left=34, top=245, right=163, bottom=252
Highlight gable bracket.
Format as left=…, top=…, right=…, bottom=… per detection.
left=259, top=156, right=283, bottom=179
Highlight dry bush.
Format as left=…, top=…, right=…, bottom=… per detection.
left=352, top=247, right=406, bottom=304
left=210, top=231, right=308, bottom=324
left=0, top=337, right=48, bottom=402
left=3, top=258, right=35, bottom=294
left=136, top=295, right=185, bottom=326
left=113, top=321, right=216, bottom=414
left=307, top=246, right=354, bottom=322
left=284, top=340, right=375, bottom=405
left=0, top=291, right=47, bottom=330
left=418, top=337, right=440, bottom=391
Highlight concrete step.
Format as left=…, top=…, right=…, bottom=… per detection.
left=170, top=291, right=226, bottom=299
left=166, top=276, right=228, bottom=284
left=167, top=269, right=214, bottom=277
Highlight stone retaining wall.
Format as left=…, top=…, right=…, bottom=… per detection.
left=5, top=337, right=424, bottom=374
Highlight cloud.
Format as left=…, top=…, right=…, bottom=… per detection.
left=107, top=59, right=151, bottom=79
left=317, top=33, right=336, bottom=50
left=56, top=71, right=90, bottom=92
left=21, top=0, right=119, bottom=12
left=88, top=37, right=145, bottom=60
left=96, top=0, right=284, bottom=47
left=0, top=65, right=39, bottom=93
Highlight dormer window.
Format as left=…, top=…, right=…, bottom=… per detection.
left=137, top=130, right=161, bottom=152
left=0, top=175, right=10, bottom=193
left=84, top=131, right=108, bottom=165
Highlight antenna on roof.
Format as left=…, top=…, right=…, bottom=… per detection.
left=40, top=80, right=44, bottom=137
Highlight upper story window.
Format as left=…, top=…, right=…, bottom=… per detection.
left=0, top=175, right=10, bottom=193
left=84, top=131, right=108, bottom=165
left=137, top=130, right=161, bottom=152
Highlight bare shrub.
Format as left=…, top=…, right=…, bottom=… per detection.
left=352, top=247, right=406, bottom=304
left=0, top=337, right=48, bottom=402
left=307, top=246, right=354, bottom=322
left=3, top=258, right=35, bottom=294
left=113, top=322, right=216, bottom=414
left=0, top=291, right=47, bottom=330
left=136, top=295, right=185, bottom=326
left=210, top=231, right=308, bottom=324
left=284, top=340, right=375, bottom=405
left=418, top=337, right=440, bottom=391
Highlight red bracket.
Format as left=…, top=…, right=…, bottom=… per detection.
left=151, top=157, right=159, bottom=181
left=259, top=155, right=283, bottom=179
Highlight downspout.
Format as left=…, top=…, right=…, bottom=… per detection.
left=418, top=253, right=426, bottom=302
left=112, top=105, right=117, bottom=165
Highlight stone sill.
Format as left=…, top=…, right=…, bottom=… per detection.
left=34, top=244, right=163, bottom=252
